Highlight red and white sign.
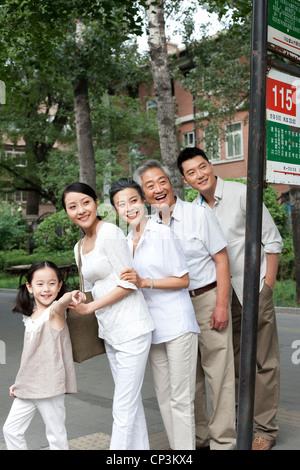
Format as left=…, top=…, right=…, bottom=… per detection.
left=266, top=69, right=299, bottom=127
left=266, top=68, right=300, bottom=185
left=267, top=78, right=296, bottom=116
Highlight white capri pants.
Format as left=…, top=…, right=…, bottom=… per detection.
left=3, top=394, right=68, bottom=450
left=105, top=332, right=151, bottom=450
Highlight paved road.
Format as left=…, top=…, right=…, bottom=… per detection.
left=0, top=290, right=299, bottom=451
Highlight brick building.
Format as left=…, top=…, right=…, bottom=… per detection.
left=138, top=42, right=290, bottom=199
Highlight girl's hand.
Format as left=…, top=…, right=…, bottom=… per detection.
left=9, top=384, right=16, bottom=398
left=120, top=268, right=143, bottom=288
left=69, top=290, right=86, bottom=307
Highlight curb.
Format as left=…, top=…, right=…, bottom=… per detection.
left=275, top=307, right=300, bottom=315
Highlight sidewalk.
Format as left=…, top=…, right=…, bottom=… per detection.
left=39, top=308, right=300, bottom=451
left=1, top=290, right=300, bottom=451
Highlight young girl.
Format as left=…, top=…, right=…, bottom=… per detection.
left=3, top=261, right=85, bottom=450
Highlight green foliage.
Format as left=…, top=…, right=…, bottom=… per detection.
left=33, top=210, right=80, bottom=252
left=32, top=203, right=126, bottom=256
left=184, top=186, right=198, bottom=202
left=277, top=235, right=295, bottom=281
left=0, top=203, right=28, bottom=250
left=174, top=23, right=251, bottom=147
left=93, top=94, right=159, bottom=199
left=195, top=0, right=252, bottom=24
left=37, top=149, right=79, bottom=209
left=0, top=2, right=155, bottom=208
left=263, top=185, right=289, bottom=238
left=0, top=249, right=75, bottom=271
left=0, top=49, right=76, bottom=206
left=273, top=280, right=298, bottom=308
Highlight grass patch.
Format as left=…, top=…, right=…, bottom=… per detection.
left=0, top=273, right=20, bottom=289
left=273, top=280, right=298, bottom=308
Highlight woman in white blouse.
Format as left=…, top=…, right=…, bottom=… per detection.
left=62, top=182, right=154, bottom=450
left=109, top=178, right=200, bottom=450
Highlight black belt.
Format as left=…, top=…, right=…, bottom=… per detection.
left=189, top=281, right=217, bottom=298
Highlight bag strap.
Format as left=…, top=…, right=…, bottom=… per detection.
left=77, top=239, right=85, bottom=292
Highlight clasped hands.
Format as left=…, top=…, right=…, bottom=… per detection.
left=68, top=290, right=92, bottom=315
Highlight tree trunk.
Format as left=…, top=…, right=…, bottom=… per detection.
left=73, top=19, right=96, bottom=190
left=73, top=78, right=96, bottom=190
left=289, top=185, right=300, bottom=304
left=145, top=0, right=183, bottom=198
left=26, top=191, right=39, bottom=217
left=25, top=190, right=39, bottom=253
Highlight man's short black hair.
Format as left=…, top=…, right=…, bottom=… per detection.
left=177, top=147, right=209, bottom=175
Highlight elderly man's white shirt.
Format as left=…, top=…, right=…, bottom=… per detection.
left=193, top=177, right=283, bottom=304
left=152, top=197, right=228, bottom=291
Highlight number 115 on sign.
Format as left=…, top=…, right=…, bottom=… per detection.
left=267, top=77, right=296, bottom=117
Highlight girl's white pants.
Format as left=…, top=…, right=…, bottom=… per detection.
left=3, top=394, right=68, bottom=450
left=105, top=332, right=151, bottom=450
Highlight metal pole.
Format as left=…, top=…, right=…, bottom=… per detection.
left=236, top=0, right=268, bottom=450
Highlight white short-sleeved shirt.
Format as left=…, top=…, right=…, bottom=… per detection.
left=152, top=197, right=228, bottom=291
left=127, top=219, right=200, bottom=344
left=74, top=222, right=154, bottom=345
left=194, top=177, right=283, bottom=304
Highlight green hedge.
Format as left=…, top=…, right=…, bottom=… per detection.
left=0, top=249, right=75, bottom=270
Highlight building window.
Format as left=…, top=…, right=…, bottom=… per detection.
left=3, top=150, right=27, bottom=167
left=5, top=191, right=27, bottom=204
left=226, top=122, right=243, bottom=159
left=15, top=191, right=27, bottom=203
left=182, top=131, right=195, bottom=148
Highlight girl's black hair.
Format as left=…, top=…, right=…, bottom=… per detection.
left=109, top=178, right=145, bottom=208
left=12, top=261, right=69, bottom=316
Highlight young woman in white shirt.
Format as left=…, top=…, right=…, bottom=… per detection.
left=62, top=182, right=154, bottom=450
left=109, top=178, right=200, bottom=450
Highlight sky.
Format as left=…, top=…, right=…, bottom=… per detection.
left=136, top=4, right=227, bottom=52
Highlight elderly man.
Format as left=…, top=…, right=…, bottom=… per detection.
left=177, top=146, right=283, bottom=450
left=134, top=160, right=236, bottom=450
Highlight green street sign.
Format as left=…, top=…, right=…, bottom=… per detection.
left=266, top=68, right=300, bottom=185
left=268, top=0, right=300, bottom=62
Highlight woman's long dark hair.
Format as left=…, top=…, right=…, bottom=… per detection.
left=12, top=261, right=68, bottom=316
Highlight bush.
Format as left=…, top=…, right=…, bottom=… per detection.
left=0, top=249, right=75, bottom=270
left=33, top=210, right=80, bottom=253
left=0, top=203, right=28, bottom=250
left=33, top=204, right=125, bottom=254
